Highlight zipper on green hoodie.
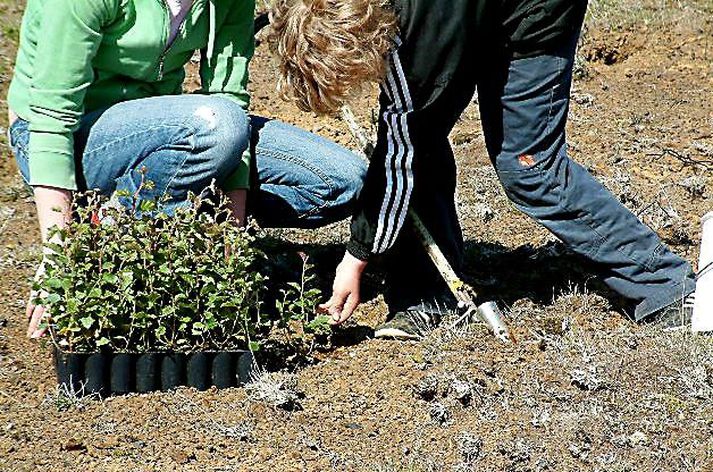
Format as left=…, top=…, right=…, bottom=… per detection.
left=156, top=0, right=170, bottom=81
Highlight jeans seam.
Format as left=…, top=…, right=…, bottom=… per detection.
left=161, top=148, right=194, bottom=200
left=256, top=146, right=337, bottom=202
left=107, top=124, right=196, bottom=200
left=497, top=157, right=548, bottom=177
left=300, top=202, right=329, bottom=219
left=258, top=183, right=330, bottom=220
left=586, top=232, right=606, bottom=259
left=11, top=140, right=25, bottom=155
left=545, top=82, right=556, bottom=134
left=83, top=124, right=195, bottom=158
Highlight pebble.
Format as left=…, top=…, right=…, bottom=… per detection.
left=628, top=431, right=649, bottom=447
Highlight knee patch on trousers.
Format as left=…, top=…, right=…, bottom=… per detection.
left=496, top=150, right=564, bottom=209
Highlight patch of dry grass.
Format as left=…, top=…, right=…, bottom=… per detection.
left=587, top=0, right=713, bottom=30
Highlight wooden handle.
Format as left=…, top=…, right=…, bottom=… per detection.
left=408, top=209, right=474, bottom=305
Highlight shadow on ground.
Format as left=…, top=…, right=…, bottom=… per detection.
left=258, top=236, right=631, bottom=324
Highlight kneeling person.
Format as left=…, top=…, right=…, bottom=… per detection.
left=9, top=0, right=366, bottom=338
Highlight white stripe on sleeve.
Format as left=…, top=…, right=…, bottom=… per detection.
left=372, top=46, right=416, bottom=254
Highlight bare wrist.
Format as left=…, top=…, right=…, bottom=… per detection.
left=33, top=186, right=72, bottom=242
left=343, top=251, right=368, bottom=273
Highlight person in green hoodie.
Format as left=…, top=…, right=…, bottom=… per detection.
left=7, top=0, right=367, bottom=338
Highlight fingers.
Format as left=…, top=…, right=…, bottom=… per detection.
left=27, top=305, right=47, bottom=339
left=320, top=293, right=345, bottom=326
left=322, top=291, right=360, bottom=326
left=341, top=293, right=360, bottom=322
left=329, top=295, right=346, bottom=324
left=317, top=293, right=338, bottom=315
left=320, top=262, right=364, bottom=326
left=26, top=290, right=49, bottom=339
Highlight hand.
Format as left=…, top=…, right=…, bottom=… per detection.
left=28, top=186, right=71, bottom=339
left=26, top=263, right=48, bottom=339
left=319, top=252, right=368, bottom=325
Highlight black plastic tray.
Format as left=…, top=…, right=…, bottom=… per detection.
left=54, top=349, right=254, bottom=396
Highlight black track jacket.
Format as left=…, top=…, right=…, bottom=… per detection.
left=346, top=0, right=588, bottom=261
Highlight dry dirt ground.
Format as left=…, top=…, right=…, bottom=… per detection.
left=1, top=1, right=713, bottom=471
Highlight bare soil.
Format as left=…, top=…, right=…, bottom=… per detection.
left=1, top=2, right=713, bottom=471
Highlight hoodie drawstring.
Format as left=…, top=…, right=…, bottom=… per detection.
left=207, top=0, right=216, bottom=67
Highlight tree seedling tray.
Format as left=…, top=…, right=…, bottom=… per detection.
left=54, top=348, right=254, bottom=396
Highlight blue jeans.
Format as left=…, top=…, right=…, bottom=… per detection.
left=8, top=95, right=366, bottom=229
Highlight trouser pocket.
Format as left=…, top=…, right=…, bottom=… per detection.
left=505, top=0, right=588, bottom=57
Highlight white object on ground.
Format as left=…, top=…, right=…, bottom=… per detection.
left=692, top=211, right=713, bottom=333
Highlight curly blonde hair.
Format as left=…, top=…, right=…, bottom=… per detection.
left=267, top=0, right=397, bottom=115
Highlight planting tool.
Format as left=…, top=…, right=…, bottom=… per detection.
left=340, top=106, right=512, bottom=342
left=409, top=211, right=512, bottom=342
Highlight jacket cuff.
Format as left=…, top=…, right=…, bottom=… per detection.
left=222, top=148, right=251, bottom=190
left=28, top=132, right=78, bottom=190
left=346, top=239, right=372, bottom=262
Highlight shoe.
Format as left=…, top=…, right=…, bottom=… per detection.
left=374, top=297, right=457, bottom=340
left=374, top=311, right=435, bottom=340
left=646, top=293, right=696, bottom=330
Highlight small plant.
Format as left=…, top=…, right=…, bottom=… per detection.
left=274, top=252, right=331, bottom=353
left=413, top=374, right=440, bottom=402
left=570, top=363, right=607, bottom=392
left=36, top=183, right=269, bottom=353
left=449, top=378, right=474, bottom=406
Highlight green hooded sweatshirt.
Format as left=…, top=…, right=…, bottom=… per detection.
left=7, top=0, right=255, bottom=191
